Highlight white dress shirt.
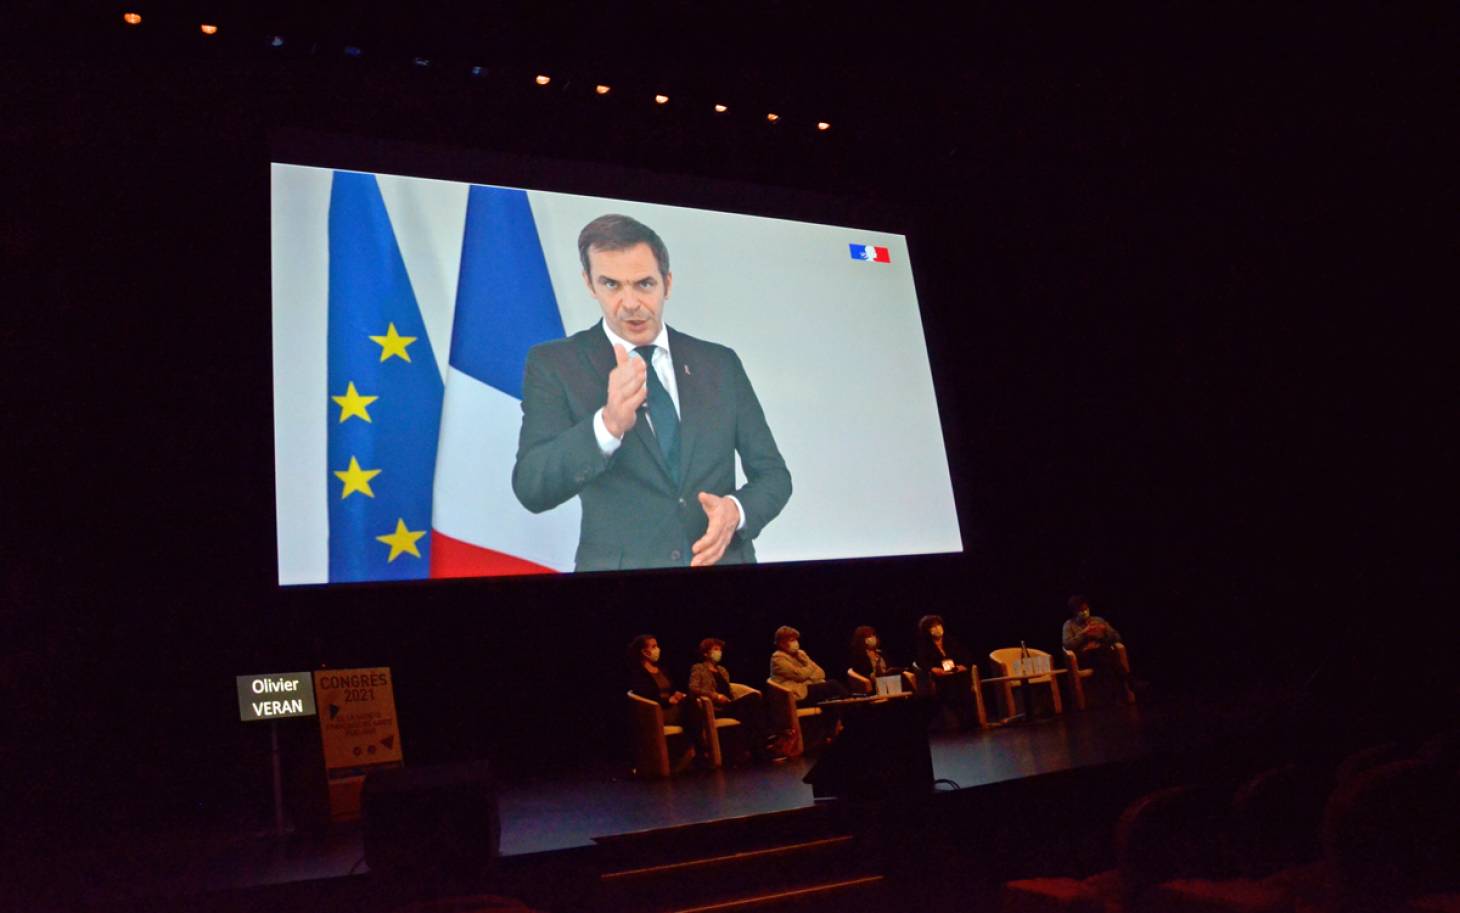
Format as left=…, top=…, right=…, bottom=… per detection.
left=592, top=319, right=745, bottom=531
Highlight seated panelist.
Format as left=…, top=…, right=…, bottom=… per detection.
left=769, top=626, right=849, bottom=706
left=688, top=638, right=779, bottom=761
left=848, top=625, right=895, bottom=692
left=628, top=634, right=700, bottom=735
left=1062, top=595, right=1133, bottom=702
left=914, top=614, right=979, bottom=731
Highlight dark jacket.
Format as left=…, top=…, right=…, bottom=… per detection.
left=513, top=323, right=792, bottom=571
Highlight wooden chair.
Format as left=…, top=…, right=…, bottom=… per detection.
left=912, top=660, right=990, bottom=729
left=626, top=691, right=693, bottom=778
left=699, top=683, right=760, bottom=768
left=988, top=647, right=1063, bottom=721
left=1063, top=642, right=1135, bottom=709
left=764, top=678, right=822, bottom=758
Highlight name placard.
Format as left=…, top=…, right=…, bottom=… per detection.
left=1010, top=655, right=1052, bottom=677
left=236, top=672, right=318, bottom=721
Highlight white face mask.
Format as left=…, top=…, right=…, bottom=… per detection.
left=865, top=637, right=878, bottom=648
left=787, top=641, right=800, bottom=654
left=709, top=650, right=723, bottom=663
left=647, top=647, right=661, bottom=663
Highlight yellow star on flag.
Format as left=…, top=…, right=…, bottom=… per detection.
left=333, top=456, right=382, bottom=499
left=369, top=323, right=417, bottom=363
left=376, top=518, right=426, bottom=562
left=331, top=381, right=378, bottom=424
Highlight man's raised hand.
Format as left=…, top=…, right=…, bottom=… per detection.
left=690, top=492, right=741, bottom=567
left=603, top=343, right=648, bottom=439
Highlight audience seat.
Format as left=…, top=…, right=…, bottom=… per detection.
left=1139, top=763, right=1332, bottom=913
left=1002, top=784, right=1234, bottom=913
left=1322, top=758, right=1456, bottom=907
left=1332, top=740, right=1405, bottom=785
left=1230, top=763, right=1330, bottom=877
left=1006, top=724, right=1460, bottom=913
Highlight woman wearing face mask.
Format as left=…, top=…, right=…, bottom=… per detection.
left=1062, top=596, right=1132, bottom=703
left=769, top=626, right=849, bottom=706
left=688, top=638, right=782, bottom=762
left=915, top=614, right=979, bottom=731
left=848, top=625, right=892, bottom=693
left=628, top=634, right=700, bottom=736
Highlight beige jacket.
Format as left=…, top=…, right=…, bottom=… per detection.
left=769, top=649, right=826, bottom=701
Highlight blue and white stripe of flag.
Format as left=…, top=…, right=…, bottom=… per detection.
left=326, top=172, right=444, bottom=582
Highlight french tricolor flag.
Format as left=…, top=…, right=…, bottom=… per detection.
left=849, top=243, right=891, bottom=263
left=429, top=187, right=581, bottom=577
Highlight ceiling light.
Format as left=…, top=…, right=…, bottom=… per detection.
left=123, top=12, right=142, bottom=25
left=654, top=94, right=669, bottom=104
left=766, top=113, right=780, bottom=123
left=535, top=75, right=551, bottom=85
left=595, top=84, right=611, bottom=95
left=817, top=122, right=830, bottom=131
left=714, top=104, right=728, bottom=113
left=200, top=24, right=218, bottom=36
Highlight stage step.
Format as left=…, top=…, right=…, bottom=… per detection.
left=595, top=815, right=883, bottom=913
left=663, top=874, right=887, bottom=913
left=601, top=834, right=855, bottom=881
left=594, top=805, right=847, bottom=869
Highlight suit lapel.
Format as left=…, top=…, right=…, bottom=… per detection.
left=578, top=323, right=616, bottom=383
left=577, top=323, right=675, bottom=485
left=670, top=328, right=705, bottom=489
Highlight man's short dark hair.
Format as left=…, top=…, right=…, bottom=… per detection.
left=578, top=214, right=671, bottom=280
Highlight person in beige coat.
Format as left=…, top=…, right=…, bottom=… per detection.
left=769, top=626, right=850, bottom=705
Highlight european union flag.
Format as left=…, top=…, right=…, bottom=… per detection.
left=326, top=172, right=444, bottom=582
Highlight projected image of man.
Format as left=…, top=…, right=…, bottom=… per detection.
left=512, top=214, right=792, bottom=571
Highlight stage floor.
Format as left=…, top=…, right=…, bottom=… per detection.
left=43, top=701, right=1159, bottom=910
left=501, top=699, right=1152, bottom=855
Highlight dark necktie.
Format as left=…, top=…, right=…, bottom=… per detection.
left=635, top=345, right=681, bottom=485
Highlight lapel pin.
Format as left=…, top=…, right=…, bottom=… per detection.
left=684, top=364, right=691, bottom=376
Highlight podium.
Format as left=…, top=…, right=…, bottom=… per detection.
left=803, top=695, right=935, bottom=801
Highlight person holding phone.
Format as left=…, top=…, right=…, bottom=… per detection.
left=915, top=614, right=978, bottom=730
left=1062, top=595, right=1132, bottom=703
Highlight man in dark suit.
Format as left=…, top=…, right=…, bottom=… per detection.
left=512, top=214, right=792, bottom=571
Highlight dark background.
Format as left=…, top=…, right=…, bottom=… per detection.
left=4, top=4, right=1450, bottom=844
